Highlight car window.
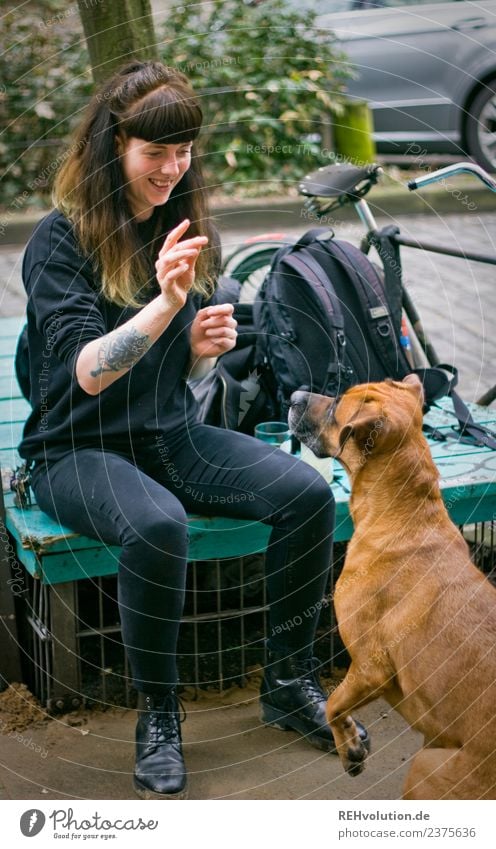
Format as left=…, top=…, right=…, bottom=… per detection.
left=278, top=0, right=462, bottom=11
left=370, top=0, right=459, bottom=6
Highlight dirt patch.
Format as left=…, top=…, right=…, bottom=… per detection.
left=0, top=682, right=47, bottom=733
left=180, top=665, right=346, bottom=708
left=0, top=666, right=347, bottom=735
left=0, top=683, right=122, bottom=744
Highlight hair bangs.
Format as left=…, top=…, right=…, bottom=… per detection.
left=119, top=86, right=202, bottom=144
left=54, top=61, right=216, bottom=307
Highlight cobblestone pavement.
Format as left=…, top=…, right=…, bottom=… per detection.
left=1, top=210, right=495, bottom=401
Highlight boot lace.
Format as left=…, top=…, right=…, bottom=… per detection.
left=293, top=656, right=326, bottom=705
left=147, top=690, right=186, bottom=751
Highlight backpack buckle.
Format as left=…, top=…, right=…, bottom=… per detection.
left=377, top=321, right=391, bottom=337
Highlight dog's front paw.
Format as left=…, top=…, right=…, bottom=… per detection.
left=341, top=718, right=368, bottom=776
left=344, top=740, right=368, bottom=776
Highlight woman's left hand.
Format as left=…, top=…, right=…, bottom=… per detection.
left=190, top=304, right=237, bottom=359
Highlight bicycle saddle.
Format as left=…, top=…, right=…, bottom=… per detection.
left=299, top=163, right=381, bottom=199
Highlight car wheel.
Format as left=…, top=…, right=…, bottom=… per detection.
left=466, top=80, right=496, bottom=172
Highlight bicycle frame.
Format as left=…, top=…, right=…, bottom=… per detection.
left=361, top=162, right=496, bottom=375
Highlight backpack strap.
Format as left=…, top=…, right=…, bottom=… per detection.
left=281, top=252, right=344, bottom=332
left=321, top=239, right=411, bottom=381
left=413, top=364, right=458, bottom=405
left=254, top=244, right=298, bottom=343
left=369, top=225, right=404, bottom=335
left=293, top=227, right=334, bottom=250
left=416, top=364, right=496, bottom=450
left=449, top=390, right=496, bottom=449
left=280, top=251, right=350, bottom=392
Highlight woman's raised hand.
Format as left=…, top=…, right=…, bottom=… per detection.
left=155, top=219, right=208, bottom=310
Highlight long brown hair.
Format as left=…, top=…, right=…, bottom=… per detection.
left=53, top=61, right=217, bottom=307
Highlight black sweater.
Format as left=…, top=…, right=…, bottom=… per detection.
left=19, top=209, right=200, bottom=464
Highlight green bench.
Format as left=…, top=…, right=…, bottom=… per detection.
left=1, top=314, right=496, bottom=709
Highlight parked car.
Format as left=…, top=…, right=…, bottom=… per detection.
left=286, top=0, right=496, bottom=170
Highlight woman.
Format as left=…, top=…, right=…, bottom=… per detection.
left=19, top=60, right=368, bottom=799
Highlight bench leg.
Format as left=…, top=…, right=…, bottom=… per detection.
left=0, top=485, right=23, bottom=686
left=48, top=581, right=83, bottom=712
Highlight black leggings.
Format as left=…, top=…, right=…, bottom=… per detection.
left=32, top=424, right=335, bottom=693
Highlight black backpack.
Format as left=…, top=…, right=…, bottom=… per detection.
left=253, top=227, right=413, bottom=419
left=193, top=227, right=496, bottom=450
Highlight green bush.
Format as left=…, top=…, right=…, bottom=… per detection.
left=0, top=2, right=93, bottom=210
left=0, top=0, right=350, bottom=209
left=160, top=0, right=351, bottom=195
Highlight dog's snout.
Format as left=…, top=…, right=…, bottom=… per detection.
left=290, top=389, right=310, bottom=408
left=288, top=390, right=312, bottom=437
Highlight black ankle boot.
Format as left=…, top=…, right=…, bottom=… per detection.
left=133, top=688, right=188, bottom=799
left=260, top=653, right=370, bottom=753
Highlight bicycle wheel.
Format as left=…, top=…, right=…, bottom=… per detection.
left=222, top=240, right=290, bottom=303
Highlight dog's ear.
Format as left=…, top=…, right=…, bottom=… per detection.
left=338, top=411, right=387, bottom=452
left=402, top=373, right=425, bottom=403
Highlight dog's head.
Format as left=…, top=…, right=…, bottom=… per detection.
left=288, top=375, right=424, bottom=472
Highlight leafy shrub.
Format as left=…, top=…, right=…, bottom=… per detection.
left=159, top=0, right=351, bottom=195
left=0, top=0, right=350, bottom=208
left=0, top=1, right=92, bottom=209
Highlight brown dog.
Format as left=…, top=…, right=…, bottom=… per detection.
left=289, top=375, right=496, bottom=799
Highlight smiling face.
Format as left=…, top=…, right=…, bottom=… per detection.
left=116, top=135, right=192, bottom=221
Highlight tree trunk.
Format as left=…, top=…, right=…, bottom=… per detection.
left=77, top=0, right=158, bottom=83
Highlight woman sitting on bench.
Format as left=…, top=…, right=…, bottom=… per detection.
left=18, top=60, right=368, bottom=799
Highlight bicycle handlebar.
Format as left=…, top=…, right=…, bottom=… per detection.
left=408, top=161, right=496, bottom=192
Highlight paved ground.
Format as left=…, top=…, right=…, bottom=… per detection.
left=0, top=680, right=421, bottom=801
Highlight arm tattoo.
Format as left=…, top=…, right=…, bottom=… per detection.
left=90, top=327, right=151, bottom=377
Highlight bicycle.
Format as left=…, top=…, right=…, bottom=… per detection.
left=221, top=160, right=496, bottom=405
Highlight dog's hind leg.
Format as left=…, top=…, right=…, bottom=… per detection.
left=326, top=663, right=387, bottom=776
left=403, top=747, right=491, bottom=800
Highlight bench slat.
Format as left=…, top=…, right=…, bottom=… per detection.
left=424, top=401, right=495, bottom=429
left=4, top=503, right=274, bottom=584
left=0, top=396, right=31, bottom=424
left=0, top=376, right=22, bottom=401
left=1, top=314, right=495, bottom=588
left=429, top=437, right=496, bottom=461
left=0, top=357, right=16, bottom=378
left=0, top=337, right=22, bottom=355
left=0, top=316, right=25, bottom=338
left=5, top=452, right=496, bottom=584
left=5, top=493, right=277, bottom=555
left=0, top=420, right=23, bottom=450
left=0, top=447, right=20, bottom=474
left=4, top=481, right=351, bottom=551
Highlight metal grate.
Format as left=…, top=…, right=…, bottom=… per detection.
left=13, top=522, right=495, bottom=711
left=16, top=555, right=273, bottom=710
